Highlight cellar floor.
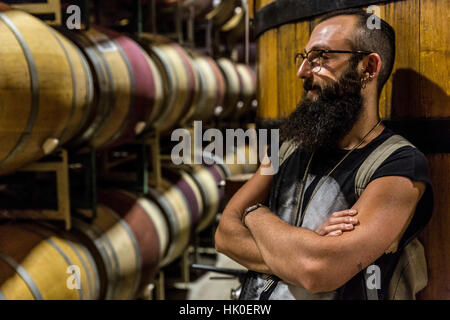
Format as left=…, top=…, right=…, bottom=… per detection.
left=165, top=253, right=246, bottom=300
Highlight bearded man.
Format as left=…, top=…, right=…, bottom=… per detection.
left=214, top=9, right=433, bottom=300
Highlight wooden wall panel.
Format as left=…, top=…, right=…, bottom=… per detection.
left=255, top=0, right=278, bottom=119
left=276, top=23, right=299, bottom=118
left=257, top=28, right=278, bottom=119
left=256, top=18, right=309, bottom=119
left=419, top=0, right=450, bottom=118
left=383, top=0, right=422, bottom=119
left=373, top=3, right=389, bottom=119
left=418, top=154, right=450, bottom=299
left=255, top=1, right=449, bottom=120
left=293, top=21, right=311, bottom=113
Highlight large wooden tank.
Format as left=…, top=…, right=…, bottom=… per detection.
left=254, top=0, right=449, bottom=299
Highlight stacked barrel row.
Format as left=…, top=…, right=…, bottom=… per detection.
left=0, top=161, right=225, bottom=300
left=0, top=143, right=259, bottom=300
left=0, top=5, right=260, bottom=300
left=0, top=6, right=257, bottom=176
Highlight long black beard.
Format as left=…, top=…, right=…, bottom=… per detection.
left=279, top=64, right=364, bottom=153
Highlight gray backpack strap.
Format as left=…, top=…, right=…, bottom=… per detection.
left=388, top=238, right=428, bottom=300
left=279, top=139, right=298, bottom=166
left=355, top=135, right=415, bottom=198
left=354, top=134, right=416, bottom=300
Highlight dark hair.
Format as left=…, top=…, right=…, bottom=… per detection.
left=316, top=8, right=395, bottom=96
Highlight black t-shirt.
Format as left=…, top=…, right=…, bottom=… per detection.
left=241, top=126, right=433, bottom=300
left=268, top=126, right=432, bottom=238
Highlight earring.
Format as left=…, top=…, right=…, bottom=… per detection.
left=361, top=72, right=370, bottom=89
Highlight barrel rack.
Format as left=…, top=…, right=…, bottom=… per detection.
left=10, top=0, right=63, bottom=25
left=0, top=149, right=72, bottom=230
left=0, top=126, right=228, bottom=299
left=99, top=130, right=162, bottom=195
left=0, top=134, right=256, bottom=301
left=0, top=132, right=160, bottom=222
left=1, top=0, right=256, bottom=298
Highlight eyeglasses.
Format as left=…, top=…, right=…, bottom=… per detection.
left=294, top=49, right=372, bottom=73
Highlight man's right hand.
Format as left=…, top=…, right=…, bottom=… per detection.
left=315, top=209, right=359, bottom=236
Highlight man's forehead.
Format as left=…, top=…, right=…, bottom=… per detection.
left=305, top=15, right=356, bottom=51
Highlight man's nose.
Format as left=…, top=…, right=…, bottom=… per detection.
left=297, top=59, right=312, bottom=79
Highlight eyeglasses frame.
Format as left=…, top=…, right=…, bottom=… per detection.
left=294, top=49, right=373, bottom=72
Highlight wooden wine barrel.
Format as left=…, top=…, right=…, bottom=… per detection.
left=92, top=27, right=164, bottom=146
left=235, top=64, right=257, bottom=118
left=225, top=143, right=259, bottom=176
left=185, top=164, right=226, bottom=233
left=205, top=0, right=241, bottom=27
left=137, top=34, right=199, bottom=134
left=254, top=0, right=450, bottom=299
left=220, top=6, right=245, bottom=45
left=147, top=178, right=192, bottom=266
left=187, top=51, right=226, bottom=123
left=59, top=27, right=164, bottom=149
left=201, top=143, right=258, bottom=178
left=206, top=163, right=227, bottom=211
left=0, top=222, right=99, bottom=300
left=231, top=42, right=257, bottom=64
left=216, top=57, right=242, bottom=119
left=202, top=151, right=232, bottom=178
left=162, top=166, right=204, bottom=231
left=97, top=189, right=169, bottom=293
left=72, top=204, right=141, bottom=300
left=0, top=6, right=93, bottom=175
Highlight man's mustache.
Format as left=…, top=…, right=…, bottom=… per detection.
left=303, top=79, right=323, bottom=93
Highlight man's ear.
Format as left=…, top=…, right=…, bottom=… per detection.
left=363, top=53, right=382, bottom=80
